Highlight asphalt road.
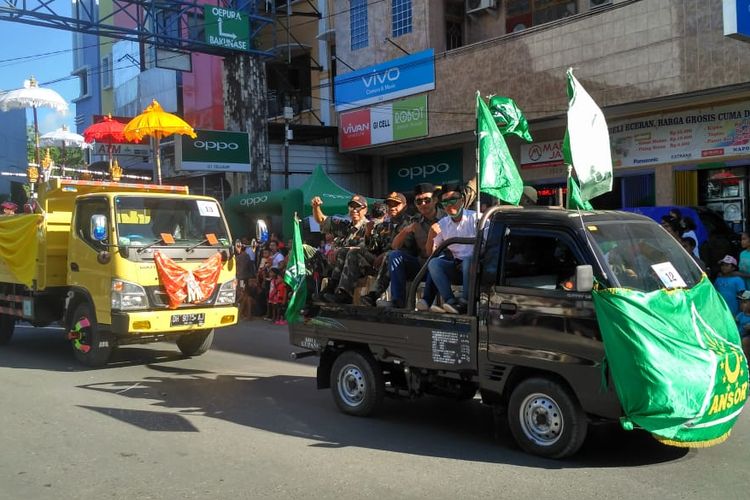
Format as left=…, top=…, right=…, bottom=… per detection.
left=0, top=320, right=747, bottom=500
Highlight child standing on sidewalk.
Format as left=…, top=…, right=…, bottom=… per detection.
left=268, top=267, right=289, bottom=326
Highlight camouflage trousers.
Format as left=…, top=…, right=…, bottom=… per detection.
left=367, top=250, right=392, bottom=297
left=331, top=247, right=377, bottom=295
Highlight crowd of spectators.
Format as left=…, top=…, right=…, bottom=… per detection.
left=235, top=233, right=291, bottom=325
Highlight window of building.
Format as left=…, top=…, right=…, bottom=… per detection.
left=505, top=0, right=577, bottom=34
left=392, top=0, right=412, bottom=37
left=266, top=52, right=313, bottom=117
left=101, top=56, right=113, bottom=90
left=73, top=67, right=90, bottom=99
left=350, top=0, right=368, bottom=50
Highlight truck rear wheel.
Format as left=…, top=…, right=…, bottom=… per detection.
left=176, top=329, right=214, bottom=356
left=507, top=377, right=588, bottom=459
left=330, top=350, right=384, bottom=417
left=70, top=302, right=116, bottom=367
left=0, top=314, right=15, bottom=345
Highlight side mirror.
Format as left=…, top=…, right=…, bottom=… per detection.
left=575, top=264, right=594, bottom=292
left=90, top=214, right=108, bottom=242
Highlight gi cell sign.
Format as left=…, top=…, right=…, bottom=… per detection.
left=339, top=95, right=428, bottom=151
left=334, top=49, right=435, bottom=111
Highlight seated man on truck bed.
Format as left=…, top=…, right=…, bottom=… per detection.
left=423, top=181, right=478, bottom=315
left=311, top=194, right=370, bottom=304
left=362, top=183, right=443, bottom=308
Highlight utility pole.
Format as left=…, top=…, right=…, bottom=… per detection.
left=283, top=105, right=293, bottom=189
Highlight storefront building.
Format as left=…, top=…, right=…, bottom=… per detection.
left=326, top=0, right=750, bottom=230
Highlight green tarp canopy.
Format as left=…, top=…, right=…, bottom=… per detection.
left=224, top=165, right=378, bottom=240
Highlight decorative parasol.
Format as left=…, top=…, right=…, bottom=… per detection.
left=40, top=125, right=90, bottom=174
left=82, top=114, right=132, bottom=169
left=123, top=99, right=197, bottom=184
left=0, top=76, right=68, bottom=167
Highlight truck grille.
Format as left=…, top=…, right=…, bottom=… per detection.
left=145, top=286, right=218, bottom=309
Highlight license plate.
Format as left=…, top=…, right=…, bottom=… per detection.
left=170, top=313, right=205, bottom=327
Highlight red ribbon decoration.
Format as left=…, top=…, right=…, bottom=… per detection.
left=153, top=251, right=223, bottom=309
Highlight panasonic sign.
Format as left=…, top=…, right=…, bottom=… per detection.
left=176, top=129, right=251, bottom=173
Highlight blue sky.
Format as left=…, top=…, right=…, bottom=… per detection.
left=0, top=13, right=78, bottom=134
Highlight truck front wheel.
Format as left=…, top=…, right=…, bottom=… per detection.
left=70, top=302, right=116, bottom=367
left=0, top=314, right=15, bottom=345
left=176, top=329, right=214, bottom=356
left=330, top=350, right=384, bottom=417
left=507, top=377, right=588, bottom=459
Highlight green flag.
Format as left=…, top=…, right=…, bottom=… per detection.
left=284, top=216, right=307, bottom=324
left=566, top=166, right=593, bottom=210
left=593, top=277, right=748, bottom=447
left=564, top=68, right=613, bottom=202
left=477, top=93, right=524, bottom=205
left=489, top=96, right=532, bottom=142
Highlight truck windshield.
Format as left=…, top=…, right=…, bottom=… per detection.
left=114, top=197, right=230, bottom=247
left=587, top=221, right=703, bottom=292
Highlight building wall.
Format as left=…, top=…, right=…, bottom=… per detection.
left=0, top=109, right=27, bottom=196
left=328, top=0, right=750, bottom=212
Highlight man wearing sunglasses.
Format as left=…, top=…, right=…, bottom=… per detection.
left=362, top=183, right=443, bottom=308
left=311, top=194, right=370, bottom=303
left=423, top=181, right=478, bottom=315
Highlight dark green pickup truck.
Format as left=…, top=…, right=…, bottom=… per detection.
left=290, top=206, right=704, bottom=458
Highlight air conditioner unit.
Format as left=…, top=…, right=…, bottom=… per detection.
left=466, top=0, right=496, bottom=15
left=589, top=0, right=612, bottom=9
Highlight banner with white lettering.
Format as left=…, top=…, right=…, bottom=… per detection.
left=339, top=95, right=428, bottom=151
left=387, top=149, right=462, bottom=193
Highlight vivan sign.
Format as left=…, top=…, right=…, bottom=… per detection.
left=339, top=95, right=428, bottom=150
left=334, top=49, right=435, bottom=111
left=176, top=129, right=251, bottom=173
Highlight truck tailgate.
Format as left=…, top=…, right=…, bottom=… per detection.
left=290, top=306, right=477, bottom=371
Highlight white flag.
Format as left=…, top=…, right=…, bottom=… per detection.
left=565, top=68, right=613, bottom=202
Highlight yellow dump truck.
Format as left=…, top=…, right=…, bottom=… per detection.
left=0, top=178, right=238, bottom=366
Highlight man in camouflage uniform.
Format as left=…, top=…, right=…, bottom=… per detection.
left=311, top=194, right=370, bottom=304
left=359, top=192, right=410, bottom=305
left=363, top=183, right=444, bottom=308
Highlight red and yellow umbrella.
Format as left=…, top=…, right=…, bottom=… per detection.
left=123, top=100, right=197, bottom=184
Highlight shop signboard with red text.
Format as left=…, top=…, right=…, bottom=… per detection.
left=339, top=95, right=428, bottom=151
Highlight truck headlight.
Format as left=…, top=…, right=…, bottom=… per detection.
left=111, top=279, right=149, bottom=311
left=214, top=279, right=237, bottom=305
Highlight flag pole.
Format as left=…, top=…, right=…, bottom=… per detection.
left=475, top=91, right=481, bottom=219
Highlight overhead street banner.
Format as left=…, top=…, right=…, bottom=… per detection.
left=176, top=129, right=251, bottom=173
left=203, top=6, right=249, bottom=51
left=339, top=95, right=428, bottom=151
left=334, top=49, right=435, bottom=112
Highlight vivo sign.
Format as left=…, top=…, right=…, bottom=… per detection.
left=334, top=49, right=435, bottom=111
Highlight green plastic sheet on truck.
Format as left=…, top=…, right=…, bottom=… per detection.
left=592, top=277, right=748, bottom=447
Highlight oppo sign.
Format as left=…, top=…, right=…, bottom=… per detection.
left=239, top=195, right=268, bottom=207
left=192, top=140, right=240, bottom=152
left=388, top=149, right=462, bottom=192
left=177, top=129, right=251, bottom=173
left=398, top=162, right=450, bottom=180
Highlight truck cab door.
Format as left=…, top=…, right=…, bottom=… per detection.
left=480, top=225, right=601, bottom=367
left=68, top=198, right=113, bottom=324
